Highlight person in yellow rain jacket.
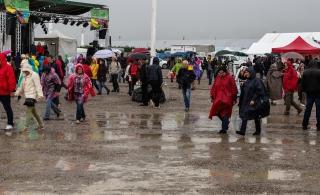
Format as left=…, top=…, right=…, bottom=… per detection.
left=90, top=57, right=99, bottom=91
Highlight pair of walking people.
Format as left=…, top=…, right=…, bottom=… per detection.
left=209, top=66, right=269, bottom=136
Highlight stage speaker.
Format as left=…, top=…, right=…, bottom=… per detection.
left=99, top=29, right=107, bottom=39
left=6, top=14, right=16, bottom=35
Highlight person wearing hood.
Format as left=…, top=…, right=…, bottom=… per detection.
left=15, top=64, right=44, bottom=132
left=266, top=63, right=283, bottom=105
left=67, top=64, right=95, bottom=124
left=147, top=57, right=163, bottom=108
left=0, top=53, right=16, bottom=133
left=171, top=58, right=183, bottom=88
left=283, top=61, right=302, bottom=115
left=90, top=57, right=100, bottom=91
left=41, top=65, right=62, bottom=120
left=301, top=60, right=320, bottom=130
left=237, top=67, right=269, bottom=136
left=209, top=65, right=238, bottom=134
left=177, top=60, right=196, bottom=112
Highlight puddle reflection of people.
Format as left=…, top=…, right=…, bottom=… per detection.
left=209, top=65, right=238, bottom=134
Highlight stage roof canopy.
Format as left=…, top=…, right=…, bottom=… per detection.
left=1, top=0, right=106, bottom=15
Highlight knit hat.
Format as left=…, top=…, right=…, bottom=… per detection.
left=216, top=65, right=228, bottom=73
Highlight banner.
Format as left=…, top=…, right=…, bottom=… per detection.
left=90, top=8, right=109, bottom=30
left=4, top=0, right=30, bottom=24
left=91, top=8, right=109, bottom=20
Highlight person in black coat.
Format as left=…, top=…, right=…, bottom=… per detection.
left=97, top=59, right=110, bottom=95
left=301, top=59, right=320, bottom=130
left=147, top=57, right=163, bottom=108
left=237, top=66, right=267, bottom=136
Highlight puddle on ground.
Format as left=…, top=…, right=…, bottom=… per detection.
left=192, top=137, right=222, bottom=144
left=268, top=170, right=301, bottom=181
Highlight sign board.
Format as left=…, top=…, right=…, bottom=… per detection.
left=91, top=8, right=109, bottom=20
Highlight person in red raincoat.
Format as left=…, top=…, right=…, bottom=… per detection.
left=209, top=65, right=238, bottom=134
left=283, top=60, right=302, bottom=115
left=67, top=64, right=95, bottom=124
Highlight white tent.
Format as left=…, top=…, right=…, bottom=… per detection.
left=35, top=30, right=77, bottom=57
left=247, top=32, right=320, bottom=55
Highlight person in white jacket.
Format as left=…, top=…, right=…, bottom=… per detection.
left=16, top=64, right=44, bottom=131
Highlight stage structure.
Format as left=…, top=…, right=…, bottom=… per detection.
left=0, top=0, right=109, bottom=56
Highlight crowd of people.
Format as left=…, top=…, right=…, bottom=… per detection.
left=0, top=47, right=319, bottom=137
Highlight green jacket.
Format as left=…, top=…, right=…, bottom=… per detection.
left=171, top=63, right=183, bottom=74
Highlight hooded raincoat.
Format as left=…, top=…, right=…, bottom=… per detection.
left=239, top=67, right=267, bottom=120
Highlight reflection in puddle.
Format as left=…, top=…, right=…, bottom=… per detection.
left=104, top=131, right=135, bottom=141
left=269, top=150, right=283, bottom=160
left=192, top=137, right=222, bottom=144
left=230, top=147, right=242, bottom=151
left=309, top=140, right=316, bottom=145
left=268, top=170, right=301, bottom=181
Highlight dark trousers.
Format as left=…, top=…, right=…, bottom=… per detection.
left=149, top=81, right=161, bottom=107
left=129, top=77, right=138, bottom=96
left=141, top=83, right=149, bottom=105
left=240, top=119, right=261, bottom=134
left=111, top=74, right=119, bottom=91
left=91, top=79, right=99, bottom=91
left=207, top=70, right=213, bottom=85
left=284, top=92, right=302, bottom=113
left=0, top=96, right=13, bottom=126
left=302, top=95, right=320, bottom=128
left=76, top=101, right=86, bottom=120
left=98, top=81, right=110, bottom=94
left=218, top=115, right=230, bottom=131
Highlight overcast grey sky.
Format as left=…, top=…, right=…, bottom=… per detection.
left=36, top=0, right=320, bottom=46
left=106, top=0, right=320, bottom=40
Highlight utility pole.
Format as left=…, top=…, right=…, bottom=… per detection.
left=150, top=0, right=157, bottom=58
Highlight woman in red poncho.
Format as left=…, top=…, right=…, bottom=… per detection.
left=283, top=60, right=302, bottom=115
left=67, top=64, right=95, bottom=124
left=209, top=65, right=238, bottom=134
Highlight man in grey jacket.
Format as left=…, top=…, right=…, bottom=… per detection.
left=147, top=57, right=163, bottom=108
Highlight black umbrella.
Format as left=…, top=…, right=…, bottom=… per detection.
left=129, top=53, right=149, bottom=60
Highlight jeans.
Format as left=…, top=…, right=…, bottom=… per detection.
left=302, top=95, right=320, bottom=128
left=240, top=119, right=261, bottom=134
left=284, top=92, right=302, bottom=113
left=111, top=74, right=119, bottom=91
left=76, top=101, right=86, bottom=120
left=118, top=69, right=124, bottom=83
left=182, top=88, right=191, bottom=109
left=26, top=106, right=43, bottom=128
left=218, top=115, right=230, bottom=131
left=98, top=81, right=110, bottom=94
left=44, top=98, right=61, bottom=119
left=207, top=70, right=213, bottom=85
left=91, top=79, right=99, bottom=91
left=0, top=95, right=14, bottom=126
left=149, top=81, right=161, bottom=107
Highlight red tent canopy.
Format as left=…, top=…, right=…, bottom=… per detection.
left=272, top=36, right=320, bottom=54
left=132, top=48, right=150, bottom=54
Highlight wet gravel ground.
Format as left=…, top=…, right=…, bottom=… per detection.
left=1, top=72, right=320, bottom=194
